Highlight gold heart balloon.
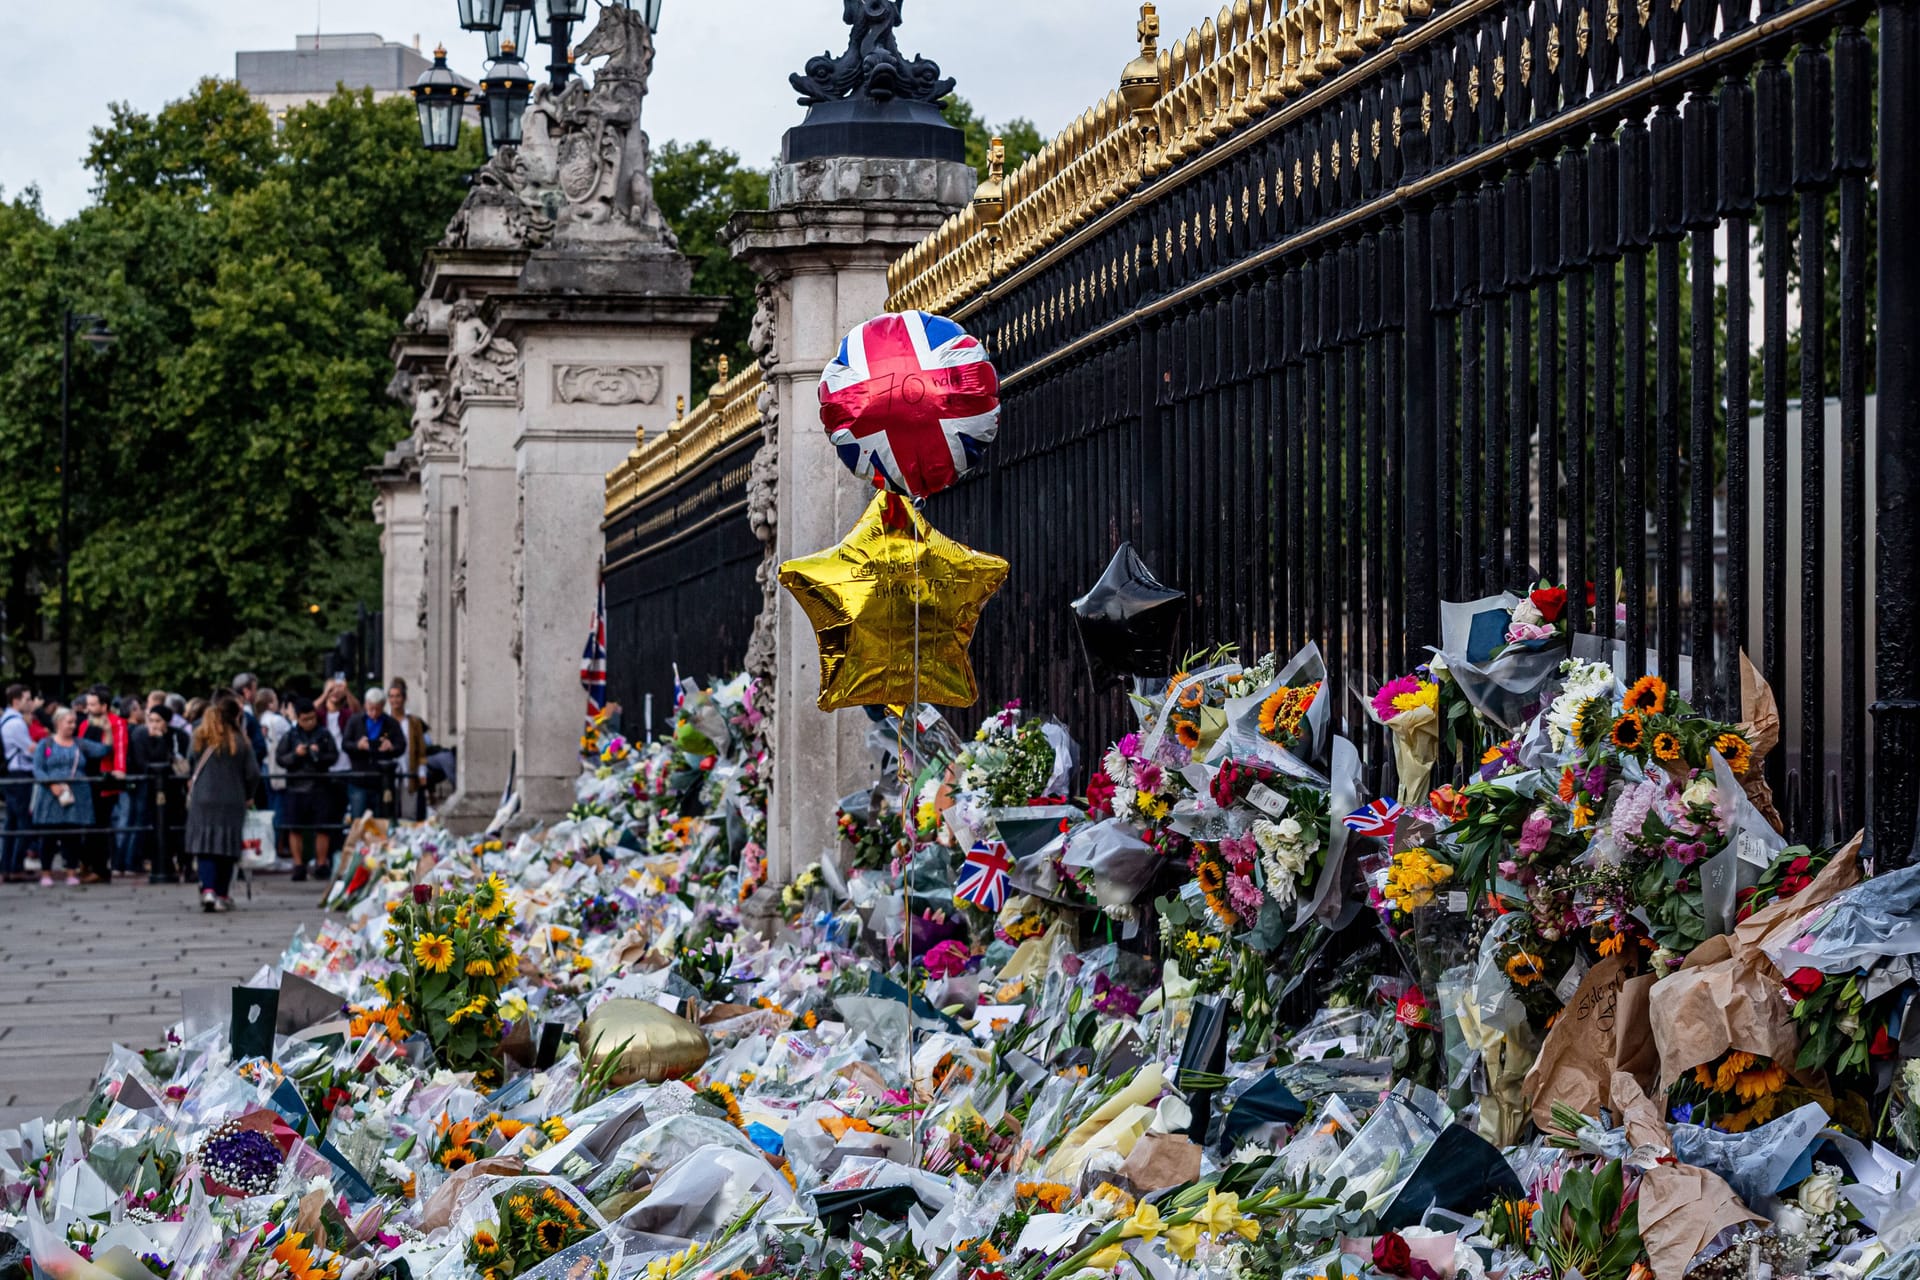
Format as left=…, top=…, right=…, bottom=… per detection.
left=779, top=491, right=1009, bottom=712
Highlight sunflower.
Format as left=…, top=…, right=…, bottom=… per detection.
left=1652, top=731, right=1682, bottom=762
left=1195, top=859, right=1225, bottom=894
left=1625, top=674, right=1669, bottom=714
left=1165, top=671, right=1192, bottom=700
left=470, top=1231, right=500, bottom=1259
left=1503, top=951, right=1547, bottom=988
left=466, top=958, right=496, bottom=977
left=1715, top=731, right=1755, bottom=775
left=1174, top=718, right=1202, bottom=750
left=1178, top=680, right=1205, bottom=709
left=541, top=1116, right=571, bottom=1142
left=1732, top=1061, right=1789, bottom=1103
left=440, top=1144, right=476, bottom=1170
left=1610, top=713, right=1645, bottom=750
left=474, top=873, right=511, bottom=920
left=412, top=932, right=454, bottom=973
left=1571, top=695, right=1611, bottom=747
left=534, top=1219, right=570, bottom=1253
left=509, top=1195, right=537, bottom=1224
left=1695, top=1049, right=1758, bottom=1092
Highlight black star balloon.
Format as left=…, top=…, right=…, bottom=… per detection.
left=1070, top=542, right=1186, bottom=689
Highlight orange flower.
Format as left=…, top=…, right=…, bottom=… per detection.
left=1652, top=731, right=1682, bottom=762
left=1429, top=785, right=1469, bottom=821
left=1610, top=713, right=1645, bottom=750
left=1715, top=732, right=1755, bottom=775
left=1625, top=674, right=1669, bottom=714
left=819, top=1114, right=877, bottom=1140
left=1733, top=1061, right=1789, bottom=1102
left=1175, top=719, right=1202, bottom=750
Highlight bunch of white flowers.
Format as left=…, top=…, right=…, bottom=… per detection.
left=1253, top=816, right=1319, bottom=906
left=1545, top=658, right=1618, bottom=752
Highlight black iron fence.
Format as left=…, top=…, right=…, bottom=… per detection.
left=903, top=0, right=1919, bottom=859
left=603, top=368, right=766, bottom=727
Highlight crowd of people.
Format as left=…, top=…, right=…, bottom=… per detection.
left=0, top=673, right=439, bottom=912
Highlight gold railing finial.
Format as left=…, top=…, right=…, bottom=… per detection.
left=973, top=135, right=1007, bottom=227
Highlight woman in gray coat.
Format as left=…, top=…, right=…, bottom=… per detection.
left=186, top=696, right=260, bottom=913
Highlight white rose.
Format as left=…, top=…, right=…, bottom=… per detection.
left=1681, top=775, right=1718, bottom=808
left=1278, top=817, right=1303, bottom=841
left=1798, top=1171, right=1842, bottom=1216
left=1512, top=598, right=1545, bottom=626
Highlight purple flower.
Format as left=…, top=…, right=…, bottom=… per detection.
left=1584, top=763, right=1609, bottom=799
left=1518, top=810, right=1554, bottom=856
left=1497, top=860, right=1520, bottom=879
left=1092, top=973, right=1142, bottom=1018
left=1671, top=1102, right=1693, bottom=1124
left=1117, top=732, right=1141, bottom=758
left=200, top=1123, right=283, bottom=1196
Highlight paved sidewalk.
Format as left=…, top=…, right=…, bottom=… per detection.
left=0, top=875, right=331, bottom=1127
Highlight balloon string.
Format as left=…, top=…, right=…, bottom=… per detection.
left=908, top=500, right=923, bottom=1172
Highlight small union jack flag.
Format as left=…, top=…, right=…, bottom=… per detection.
left=1343, top=797, right=1406, bottom=837
left=581, top=577, right=607, bottom=719
left=954, top=839, right=1013, bottom=913
left=819, top=311, right=1000, bottom=499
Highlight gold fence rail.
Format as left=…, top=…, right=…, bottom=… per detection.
left=604, top=358, right=765, bottom=519
left=885, top=0, right=1423, bottom=317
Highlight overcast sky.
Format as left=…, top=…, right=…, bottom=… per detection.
left=10, top=0, right=1236, bottom=222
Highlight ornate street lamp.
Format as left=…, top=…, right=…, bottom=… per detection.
left=411, top=46, right=470, bottom=151
left=486, top=0, right=535, bottom=59
left=480, top=43, right=535, bottom=148
left=475, top=89, right=495, bottom=157
left=631, top=0, right=664, bottom=30
left=455, top=0, right=507, bottom=31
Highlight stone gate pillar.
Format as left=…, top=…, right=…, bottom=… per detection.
left=725, top=3, right=975, bottom=881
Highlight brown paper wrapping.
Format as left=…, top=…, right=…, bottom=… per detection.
left=1638, top=1162, right=1766, bottom=1280
left=1738, top=652, right=1784, bottom=834
left=416, top=1156, right=525, bottom=1230
left=1523, top=954, right=1630, bottom=1130
left=1117, top=1132, right=1203, bottom=1193
left=1647, top=839, right=1862, bottom=1089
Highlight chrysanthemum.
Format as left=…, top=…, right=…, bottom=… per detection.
left=1625, top=674, right=1669, bottom=714
left=412, top=932, right=454, bottom=973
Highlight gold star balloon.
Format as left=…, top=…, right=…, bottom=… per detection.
left=780, top=491, right=1009, bottom=711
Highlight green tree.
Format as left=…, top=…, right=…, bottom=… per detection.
left=941, top=96, right=1045, bottom=179
left=651, top=140, right=771, bottom=392
left=0, top=78, right=479, bottom=691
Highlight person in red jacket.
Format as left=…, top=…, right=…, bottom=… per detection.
left=78, top=685, right=129, bottom=885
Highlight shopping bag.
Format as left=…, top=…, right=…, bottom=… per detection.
left=239, top=809, right=278, bottom=870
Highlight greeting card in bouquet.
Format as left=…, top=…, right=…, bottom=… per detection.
left=230, top=987, right=278, bottom=1061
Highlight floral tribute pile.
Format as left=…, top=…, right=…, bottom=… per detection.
left=7, top=606, right=1920, bottom=1280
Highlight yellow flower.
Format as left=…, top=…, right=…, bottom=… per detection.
left=1086, top=1245, right=1126, bottom=1271
left=542, top=1116, right=570, bottom=1141
left=466, top=959, right=496, bottom=977
left=476, top=873, right=510, bottom=919
left=1166, top=1224, right=1201, bottom=1259
left=412, top=933, right=454, bottom=973
left=1121, top=1202, right=1165, bottom=1241
left=1191, top=1189, right=1245, bottom=1236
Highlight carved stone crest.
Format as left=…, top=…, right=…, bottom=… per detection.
left=553, top=364, right=663, bottom=406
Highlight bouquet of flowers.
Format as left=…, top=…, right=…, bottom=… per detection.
left=379, top=875, right=516, bottom=1084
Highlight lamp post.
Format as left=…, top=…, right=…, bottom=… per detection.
left=425, top=0, right=665, bottom=151
left=58, top=310, right=114, bottom=699
left=411, top=45, right=470, bottom=151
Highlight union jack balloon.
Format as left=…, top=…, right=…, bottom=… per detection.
left=819, top=311, right=1001, bottom=500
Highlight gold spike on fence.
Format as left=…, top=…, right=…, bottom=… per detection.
left=604, top=361, right=766, bottom=519
left=883, top=0, right=1434, bottom=317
